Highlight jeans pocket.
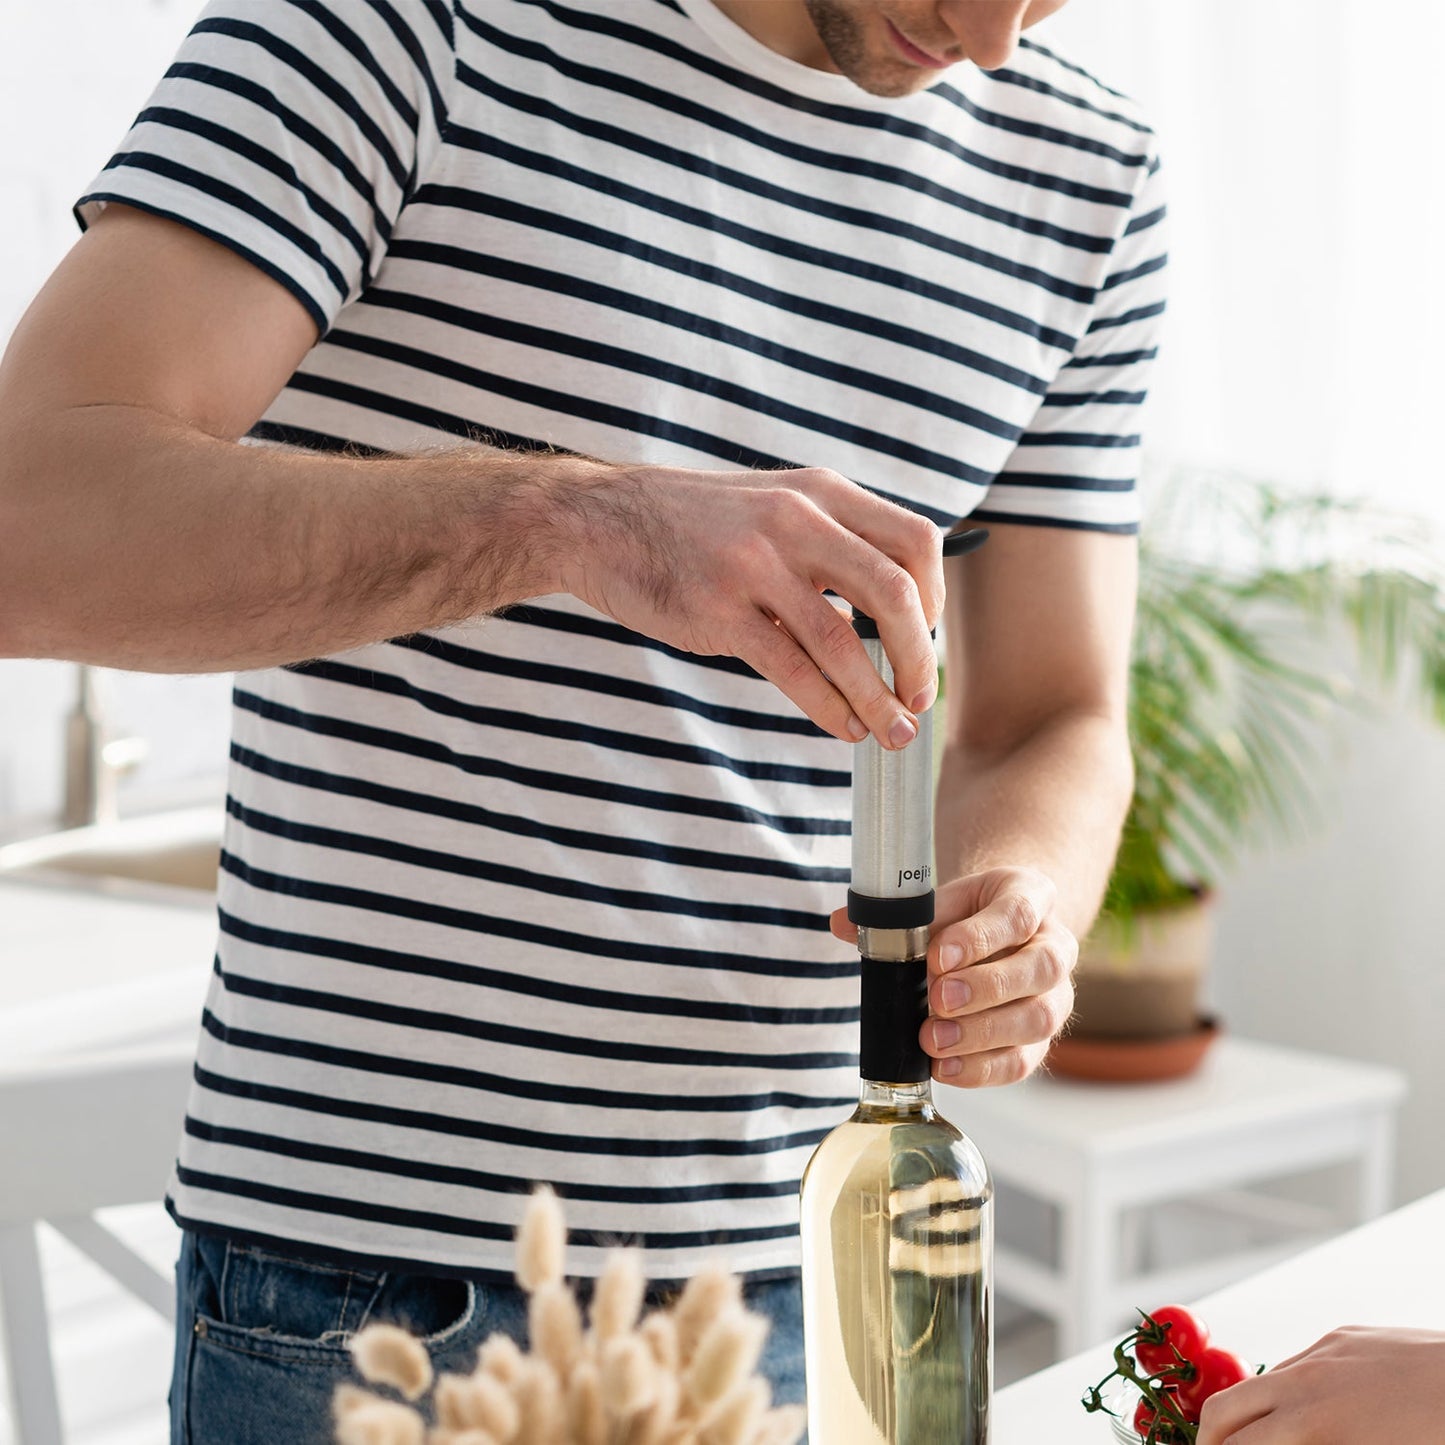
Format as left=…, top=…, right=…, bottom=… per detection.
left=204, top=1241, right=477, bottom=1360
left=365, top=1266, right=477, bottom=1350
left=179, top=1238, right=479, bottom=1445
left=211, top=1244, right=384, bottom=1360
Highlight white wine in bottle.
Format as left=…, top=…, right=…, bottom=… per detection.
left=800, top=978, right=993, bottom=1443
left=801, top=556, right=993, bottom=1442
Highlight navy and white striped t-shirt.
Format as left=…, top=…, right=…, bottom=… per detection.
left=78, top=0, right=1166, bottom=1283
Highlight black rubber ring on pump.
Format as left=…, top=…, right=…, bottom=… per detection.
left=847, top=888, right=935, bottom=930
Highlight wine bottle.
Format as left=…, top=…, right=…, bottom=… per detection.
left=800, top=535, right=993, bottom=1443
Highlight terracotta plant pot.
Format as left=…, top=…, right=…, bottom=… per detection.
left=1049, top=1015, right=1221, bottom=1083
left=1070, top=894, right=1216, bottom=1040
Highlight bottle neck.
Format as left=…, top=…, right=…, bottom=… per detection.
left=856, top=1077, right=934, bottom=1119
left=858, top=954, right=932, bottom=1085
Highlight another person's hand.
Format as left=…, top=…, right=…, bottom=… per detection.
left=558, top=464, right=943, bottom=750
left=1195, top=1326, right=1445, bottom=1443
left=831, top=865, right=1076, bottom=1085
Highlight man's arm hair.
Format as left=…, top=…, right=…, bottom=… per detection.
left=0, top=206, right=590, bottom=671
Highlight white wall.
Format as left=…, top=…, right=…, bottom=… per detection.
left=0, top=0, right=231, bottom=830
left=1040, top=0, right=1445, bottom=523
left=3, top=0, right=1442, bottom=1202
left=1211, top=701, right=1445, bottom=1204
left=1039, top=0, right=1445, bottom=1203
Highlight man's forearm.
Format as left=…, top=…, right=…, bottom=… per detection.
left=0, top=400, right=948, bottom=751
left=934, top=708, right=1133, bottom=939
left=0, top=403, right=592, bottom=670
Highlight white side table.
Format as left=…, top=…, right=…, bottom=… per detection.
left=934, top=1036, right=1406, bottom=1356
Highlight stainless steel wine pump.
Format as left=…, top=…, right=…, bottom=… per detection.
left=847, top=527, right=989, bottom=1082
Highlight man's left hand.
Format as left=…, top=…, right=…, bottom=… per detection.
left=830, top=865, right=1076, bottom=1087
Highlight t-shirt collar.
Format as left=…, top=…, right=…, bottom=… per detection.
left=673, top=0, right=955, bottom=109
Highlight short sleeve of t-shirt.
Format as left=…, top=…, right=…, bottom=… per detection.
left=975, top=144, right=1168, bottom=535
left=75, top=0, right=458, bottom=336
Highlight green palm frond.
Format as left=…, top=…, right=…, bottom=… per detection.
left=1107, top=474, right=1445, bottom=919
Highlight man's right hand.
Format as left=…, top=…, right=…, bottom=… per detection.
left=557, top=464, right=944, bottom=749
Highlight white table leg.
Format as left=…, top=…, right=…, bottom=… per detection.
left=0, top=1222, right=64, bottom=1445
left=1353, top=1109, right=1396, bottom=1223
left=1059, top=1180, right=1116, bottom=1357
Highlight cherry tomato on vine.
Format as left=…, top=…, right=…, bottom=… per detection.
left=1132, top=1397, right=1157, bottom=1437
left=1134, top=1305, right=1210, bottom=1376
left=1133, top=1388, right=1186, bottom=1440
left=1176, top=1345, right=1251, bottom=1419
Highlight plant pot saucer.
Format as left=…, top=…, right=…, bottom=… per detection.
left=1047, top=1015, right=1221, bottom=1084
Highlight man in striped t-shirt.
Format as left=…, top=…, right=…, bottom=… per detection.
left=1, top=0, right=1165, bottom=1434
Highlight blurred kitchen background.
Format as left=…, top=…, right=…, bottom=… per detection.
left=2, top=1, right=1442, bottom=1442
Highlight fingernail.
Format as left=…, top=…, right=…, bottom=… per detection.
left=938, top=1057, right=963, bottom=1078
left=845, top=714, right=868, bottom=741
left=940, top=977, right=971, bottom=1012
left=939, top=943, right=963, bottom=971
left=933, top=1019, right=961, bottom=1049
left=909, top=684, right=936, bottom=714
left=887, top=715, right=917, bottom=749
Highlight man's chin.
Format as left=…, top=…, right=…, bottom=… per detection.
left=846, top=63, right=939, bottom=98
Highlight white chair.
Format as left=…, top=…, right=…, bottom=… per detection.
left=0, top=1040, right=191, bottom=1445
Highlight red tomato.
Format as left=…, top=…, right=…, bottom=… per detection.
left=1132, top=1397, right=1156, bottom=1437
left=1134, top=1305, right=1210, bottom=1376
left=1176, top=1346, right=1251, bottom=1419
left=1132, top=1392, right=1185, bottom=1442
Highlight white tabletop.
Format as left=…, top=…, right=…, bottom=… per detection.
left=993, top=1186, right=1445, bottom=1441
left=937, top=1036, right=1405, bottom=1161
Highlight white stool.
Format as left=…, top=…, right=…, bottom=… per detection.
left=935, top=1036, right=1406, bottom=1356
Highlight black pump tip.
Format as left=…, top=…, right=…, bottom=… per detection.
left=941, top=528, right=989, bottom=558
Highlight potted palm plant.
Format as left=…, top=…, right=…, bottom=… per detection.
left=1053, top=472, right=1445, bottom=1081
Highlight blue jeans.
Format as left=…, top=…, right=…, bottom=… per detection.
left=170, top=1230, right=805, bottom=1444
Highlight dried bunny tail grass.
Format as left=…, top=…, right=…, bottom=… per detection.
left=590, top=1247, right=646, bottom=1343
left=683, top=1312, right=769, bottom=1420
left=566, top=1359, right=608, bottom=1445
left=600, top=1333, right=659, bottom=1419
left=697, top=1380, right=769, bottom=1445
left=747, top=1406, right=806, bottom=1445
left=529, top=1280, right=584, bottom=1379
left=433, top=1378, right=468, bottom=1432
left=333, top=1397, right=426, bottom=1445
left=348, top=1324, right=434, bottom=1401
left=620, top=1368, right=680, bottom=1445
left=475, top=1333, right=525, bottom=1386
left=473, top=1376, right=521, bottom=1436
left=568, top=1358, right=610, bottom=1445
left=515, top=1185, right=567, bottom=1294
left=334, top=1384, right=380, bottom=1420
left=435, top=1373, right=520, bottom=1439
left=512, top=1357, right=565, bottom=1445
left=672, top=1267, right=742, bottom=1366
left=639, top=1311, right=680, bottom=1375
left=333, top=1192, right=791, bottom=1445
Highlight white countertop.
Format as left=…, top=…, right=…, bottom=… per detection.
left=0, top=877, right=214, bottom=1062
left=994, top=1185, right=1445, bottom=1441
